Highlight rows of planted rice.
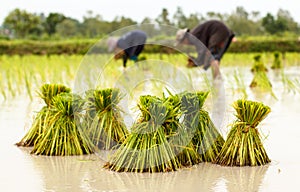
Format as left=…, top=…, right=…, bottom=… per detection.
left=224, top=52, right=300, bottom=99
left=0, top=53, right=300, bottom=102
left=0, top=55, right=81, bottom=101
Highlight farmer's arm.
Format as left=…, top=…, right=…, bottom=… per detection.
left=193, top=39, right=222, bottom=79
left=210, top=59, right=221, bottom=79
left=122, top=54, right=128, bottom=68
left=185, top=32, right=213, bottom=68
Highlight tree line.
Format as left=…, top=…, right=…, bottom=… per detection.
left=0, top=6, right=299, bottom=40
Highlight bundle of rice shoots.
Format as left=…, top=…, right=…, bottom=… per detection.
left=250, top=71, right=272, bottom=88
left=16, top=83, right=71, bottom=147
left=104, top=95, right=180, bottom=172
left=38, top=83, right=71, bottom=107
left=251, top=55, right=268, bottom=73
left=31, top=93, right=93, bottom=155
left=162, top=93, right=181, bottom=137
left=214, top=99, right=271, bottom=166
left=271, top=52, right=283, bottom=69
left=181, top=91, right=224, bottom=162
left=163, top=93, right=200, bottom=166
left=85, top=88, right=128, bottom=150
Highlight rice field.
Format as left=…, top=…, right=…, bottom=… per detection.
left=0, top=53, right=299, bottom=102
left=1, top=53, right=300, bottom=191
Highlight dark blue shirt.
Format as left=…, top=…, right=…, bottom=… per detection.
left=117, top=30, right=147, bottom=57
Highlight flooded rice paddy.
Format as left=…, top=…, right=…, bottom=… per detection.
left=1, top=64, right=300, bottom=192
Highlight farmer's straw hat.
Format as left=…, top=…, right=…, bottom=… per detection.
left=175, top=28, right=189, bottom=46
left=107, top=37, right=118, bottom=52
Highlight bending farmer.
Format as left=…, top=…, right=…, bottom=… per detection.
left=107, top=30, right=147, bottom=68
left=175, top=20, right=235, bottom=79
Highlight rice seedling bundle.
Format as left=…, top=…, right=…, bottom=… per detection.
left=39, top=83, right=71, bottom=107
left=84, top=88, right=128, bottom=150
left=215, top=99, right=271, bottom=166
left=163, top=94, right=200, bottom=167
left=162, top=93, right=181, bottom=137
left=16, top=84, right=71, bottom=147
left=249, top=71, right=272, bottom=88
left=251, top=55, right=268, bottom=73
left=249, top=68, right=276, bottom=99
left=181, top=91, right=225, bottom=162
left=271, top=52, right=282, bottom=69
left=105, top=95, right=180, bottom=172
left=31, top=93, right=93, bottom=155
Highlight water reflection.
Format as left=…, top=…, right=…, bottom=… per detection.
left=83, top=163, right=223, bottom=192
left=248, top=87, right=279, bottom=110
left=29, top=152, right=98, bottom=191
left=219, top=165, right=270, bottom=192
left=15, top=146, right=271, bottom=192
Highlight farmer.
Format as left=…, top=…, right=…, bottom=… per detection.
left=175, top=20, right=235, bottom=79
left=107, top=30, right=147, bottom=68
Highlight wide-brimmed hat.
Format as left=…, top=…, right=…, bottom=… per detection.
left=174, top=28, right=189, bottom=46
left=107, top=37, right=118, bottom=52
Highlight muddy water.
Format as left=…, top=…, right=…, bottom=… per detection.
left=1, top=67, right=300, bottom=192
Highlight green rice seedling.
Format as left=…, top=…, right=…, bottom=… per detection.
left=251, top=55, right=268, bottom=73
left=6, top=69, right=16, bottom=98
left=31, top=93, right=93, bottom=156
left=202, top=73, right=216, bottom=94
left=24, top=70, right=33, bottom=100
left=181, top=91, right=225, bottom=162
left=271, top=52, right=283, bottom=69
left=233, top=70, right=248, bottom=99
left=16, top=66, right=23, bottom=95
left=249, top=71, right=277, bottom=99
left=214, top=99, right=271, bottom=166
left=16, top=107, right=51, bottom=147
left=38, top=83, right=71, bottom=106
left=195, top=110, right=225, bottom=162
left=161, top=92, right=181, bottom=137
left=0, top=72, right=7, bottom=100
left=281, top=70, right=299, bottom=94
left=16, top=83, right=71, bottom=147
left=163, top=93, right=200, bottom=167
left=294, top=78, right=300, bottom=93
left=250, top=71, right=272, bottom=89
left=84, top=88, right=129, bottom=150
left=105, top=95, right=180, bottom=172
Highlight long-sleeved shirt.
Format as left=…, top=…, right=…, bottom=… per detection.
left=117, top=30, right=147, bottom=67
left=187, top=20, right=235, bottom=69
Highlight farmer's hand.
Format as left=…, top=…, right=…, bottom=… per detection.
left=187, top=57, right=197, bottom=68
left=114, top=50, right=125, bottom=60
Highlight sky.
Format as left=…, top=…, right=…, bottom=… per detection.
left=0, top=0, right=299, bottom=24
